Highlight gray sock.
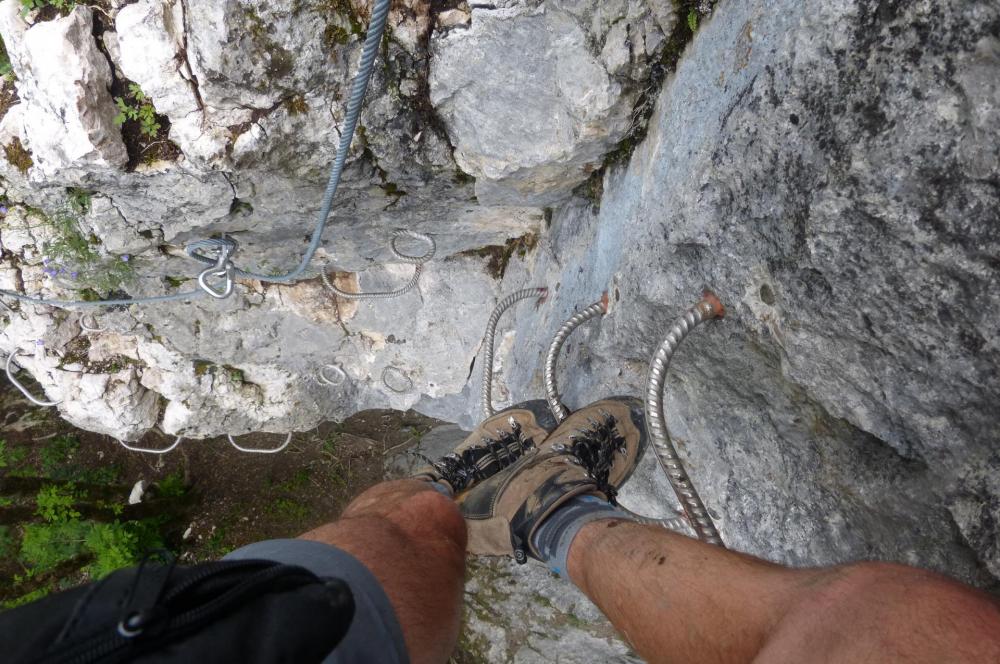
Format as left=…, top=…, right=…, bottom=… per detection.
left=426, top=479, right=454, bottom=497
left=530, top=494, right=630, bottom=578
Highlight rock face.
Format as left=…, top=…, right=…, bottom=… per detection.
left=492, top=0, right=1000, bottom=587
left=0, top=4, right=127, bottom=176
left=0, top=0, right=997, bottom=634
left=429, top=0, right=670, bottom=205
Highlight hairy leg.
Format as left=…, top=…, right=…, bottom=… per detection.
left=567, top=520, right=1000, bottom=664
left=299, top=480, right=467, bottom=664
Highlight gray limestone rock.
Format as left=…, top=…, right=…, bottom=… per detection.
left=428, top=1, right=660, bottom=205
left=0, top=3, right=127, bottom=177
left=492, top=0, right=1000, bottom=585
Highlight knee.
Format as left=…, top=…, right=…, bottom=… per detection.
left=820, top=561, right=1000, bottom=643
left=345, top=480, right=466, bottom=552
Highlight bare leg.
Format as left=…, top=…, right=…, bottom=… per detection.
left=567, top=520, right=1000, bottom=664
left=299, top=480, right=467, bottom=664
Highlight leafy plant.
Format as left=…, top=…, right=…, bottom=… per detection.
left=20, top=520, right=89, bottom=572
left=156, top=472, right=188, bottom=498
left=1, top=586, right=52, bottom=610
left=113, top=84, right=161, bottom=138
left=67, top=188, right=91, bottom=215
left=41, top=205, right=136, bottom=296
left=35, top=485, right=81, bottom=523
left=0, top=37, right=12, bottom=79
left=39, top=435, right=78, bottom=478
left=687, top=9, right=699, bottom=32
left=84, top=522, right=140, bottom=579
left=19, top=0, right=77, bottom=17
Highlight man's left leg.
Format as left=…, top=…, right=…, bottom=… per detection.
left=228, top=479, right=466, bottom=664
left=299, top=480, right=467, bottom=664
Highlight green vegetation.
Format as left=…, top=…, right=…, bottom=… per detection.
left=67, top=187, right=92, bottom=215
left=19, top=0, right=77, bottom=16
left=0, top=434, right=187, bottom=609
left=16, top=480, right=160, bottom=583
left=0, top=36, right=12, bottom=79
left=39, top=203, right=136, bottom=296
left=156, top=471, right=188, bottom=499
left=114, top=84, right=161, bottom=138
left=687, top=9, right=699, bottom=32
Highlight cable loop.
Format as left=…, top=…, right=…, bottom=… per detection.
left=322, top=231, right=435, bottom=301
left=119, top=436, right=184, bottom=455
left=389, top=229, right=436, bottom=264
left=5, top=349, right=60, bottom=407
left=318, top=364, right=347, bottom=386
left=227, top=432, right=293, bottom=454
left=79, top=313, right=105, bottom=333
left=381, top=366, right=413, bottom=393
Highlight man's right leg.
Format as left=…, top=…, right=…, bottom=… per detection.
left=566, top=519, right=1000, bottom=664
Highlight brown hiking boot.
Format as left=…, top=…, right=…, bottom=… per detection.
left=458, top=397, right=647, bottom=562
left=413, top=400, right=557, bottom=494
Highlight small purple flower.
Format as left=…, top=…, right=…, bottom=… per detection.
left=121, top=254, right=130, bottom=262
left=35, top=339, right=44, bottom=347
left=43, top=267, right=56, bottom=277
left=42, top=257, right=49, bottom=265
left=0, top=206, right=8, bottom=214
left=70, top=271, right=78, bottom=279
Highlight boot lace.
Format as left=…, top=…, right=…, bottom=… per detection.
left=431, top=419, right=534, bottom=492
left=568, top=414, right=627, bottom=502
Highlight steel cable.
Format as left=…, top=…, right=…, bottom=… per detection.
left=480, top=288, right=548, bottom=418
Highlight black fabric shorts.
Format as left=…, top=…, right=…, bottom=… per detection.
left=225, top=539, right=409, bottom=664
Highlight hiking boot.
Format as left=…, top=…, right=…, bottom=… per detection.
left=458, top=397, right=647, bottom=562
left=413, top=400, right=557, bottom=494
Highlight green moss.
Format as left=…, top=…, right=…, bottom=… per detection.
left=285, top=94, right=309, bottom=116
left=193, top=360, right=213, bottom=376
left=460, top=233, right=539, bottom=280
left=324, top=22, right=351, bottom=47
left=4, top=137, right=33, bottom=173
left=224, top=365, right=245, bottom=383
left=164, top=275, right=187, bottom=288
left=243, top=6, right=296, bottom=81
left=382, top=181, right=407, bottom=197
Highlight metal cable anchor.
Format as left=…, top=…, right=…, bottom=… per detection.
left=544, top=293, right=608, bottom=423
left=119, top=435, right=184, bottom=455
left=5, top=348, right=61, bottom=407
left=318, top=363, right=348, bottom=386
left=322, top=230, right=435, bottom=301
left=192, top=237, right=239, bottom=299
left=227, top=432, right=293, bottom=454
left=79, top=313, right=104, bottom=333
left=481, top=287, right=548, bottom=418
left=646, top=291, right=726, bottom=547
